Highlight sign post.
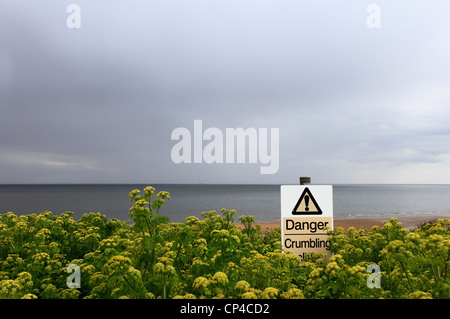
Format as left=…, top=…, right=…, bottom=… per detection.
left=281, top=185, right=333, bottom=261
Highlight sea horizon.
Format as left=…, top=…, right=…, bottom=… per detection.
left=1, top=183, right=449, bottom=223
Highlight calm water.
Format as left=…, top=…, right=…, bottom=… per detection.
left=0, top=184, right=449, bottom=223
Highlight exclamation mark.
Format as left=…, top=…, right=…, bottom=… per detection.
left=305, top=195, right=310, bottom=211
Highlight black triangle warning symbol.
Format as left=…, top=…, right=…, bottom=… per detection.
left=292, top=187, right=323, bottom=215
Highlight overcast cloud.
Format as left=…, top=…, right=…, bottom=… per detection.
left=1, top=0, right=450, bottom=184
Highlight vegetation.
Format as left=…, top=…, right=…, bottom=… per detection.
left=0, top=186, right=448, bottom=299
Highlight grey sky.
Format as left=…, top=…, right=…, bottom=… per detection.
left=1, top=1, right=450, bottom=184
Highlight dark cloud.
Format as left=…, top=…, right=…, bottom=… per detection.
left=1, top=1, right=450, bottom=184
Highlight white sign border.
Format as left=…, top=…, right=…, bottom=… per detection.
left=280, top=185, right=334, bottom=257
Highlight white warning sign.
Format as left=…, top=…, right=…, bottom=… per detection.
left=281, top=185, right=333, bottom=261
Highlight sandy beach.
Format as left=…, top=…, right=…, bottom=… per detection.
left=246, top=215, right=448, bottom=232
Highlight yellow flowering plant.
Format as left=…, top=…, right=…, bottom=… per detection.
left=0, top=187, right=448, bottom=299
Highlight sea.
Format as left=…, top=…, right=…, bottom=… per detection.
left=0, top=184, right=449, bottom=223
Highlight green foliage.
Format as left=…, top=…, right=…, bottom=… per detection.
left=0, top=186, right=448, bottom=299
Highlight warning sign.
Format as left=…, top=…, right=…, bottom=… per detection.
left=281, top=185, right=333, bottom=261
left=292, top=187, right=322, bottom=215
